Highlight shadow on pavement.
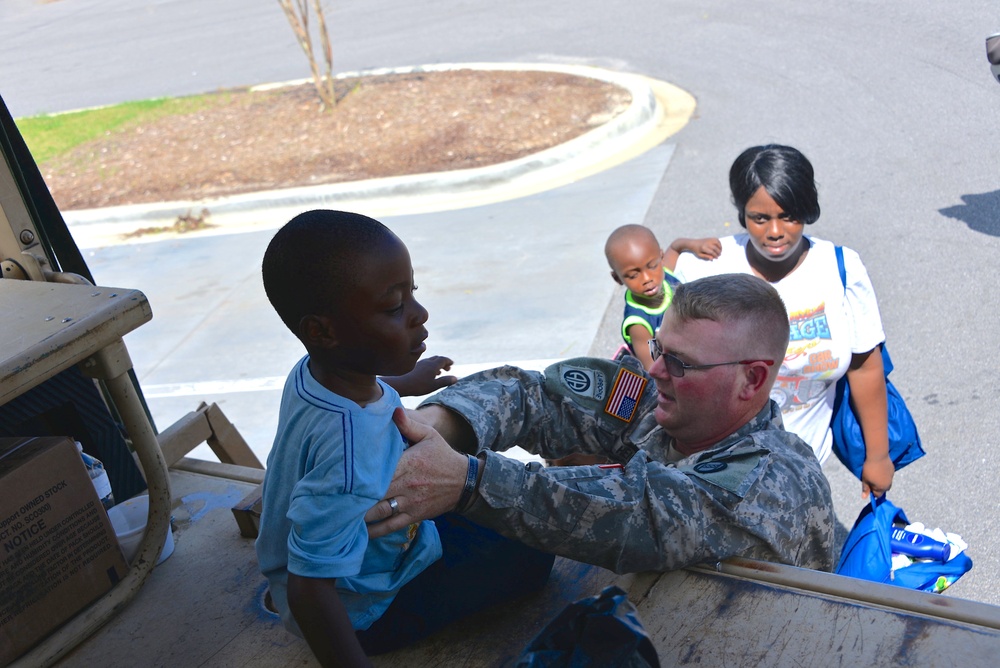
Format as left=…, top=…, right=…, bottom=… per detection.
left=939, top=189, right=1000, bottom=236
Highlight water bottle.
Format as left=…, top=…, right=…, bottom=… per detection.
left=890, top=527, right=951, bottom=561
left=76, top=441, right=115, bottom=511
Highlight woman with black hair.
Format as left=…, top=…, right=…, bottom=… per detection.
left=674, top=144, right=894, bottom=498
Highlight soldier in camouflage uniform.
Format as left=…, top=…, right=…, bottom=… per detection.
left=368, top=274, right=836, bottom=573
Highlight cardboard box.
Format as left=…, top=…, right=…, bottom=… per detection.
left=0, top=436, right=129, bottom=665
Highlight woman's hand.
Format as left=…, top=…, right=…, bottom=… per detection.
left=861, top=454, right=895, bottom=498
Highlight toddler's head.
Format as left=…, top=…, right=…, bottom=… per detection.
left=605, top=224, right=665, bottom=302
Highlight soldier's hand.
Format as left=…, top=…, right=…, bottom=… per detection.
left=365, top=408, right=469, bottom=538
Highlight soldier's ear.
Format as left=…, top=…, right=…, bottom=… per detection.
left=739, top=361, right=771, bottom=400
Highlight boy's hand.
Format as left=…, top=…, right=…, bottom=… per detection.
left=691, top=237, right=722, bottom=260
left=381, top=356, right=458, bottom=397
left=665, top=237, right=722, bottom=270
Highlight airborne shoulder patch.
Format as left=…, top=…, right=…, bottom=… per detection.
left=604, top=367, right=647, bottom=423
left=557, top=364, right=607, bottom=401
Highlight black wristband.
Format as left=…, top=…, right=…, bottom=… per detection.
left=457, top=454, right=479, bottom=512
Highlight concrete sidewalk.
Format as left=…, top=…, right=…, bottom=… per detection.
left=76, top=64, right=695, bottom=462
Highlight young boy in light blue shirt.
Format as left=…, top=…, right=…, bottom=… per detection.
left=256, top=210, right=553, bottom=665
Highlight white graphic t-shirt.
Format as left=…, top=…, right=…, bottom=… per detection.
left=675, top=234, right=885, bottom=463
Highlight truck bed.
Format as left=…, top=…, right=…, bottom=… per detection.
left=50, top=468, right=1000, bottom=667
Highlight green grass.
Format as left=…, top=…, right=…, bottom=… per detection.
left=14, top=94, right=230, bottom=164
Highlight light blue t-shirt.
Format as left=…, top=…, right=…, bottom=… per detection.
left=256, top=356, right=442, bottom=634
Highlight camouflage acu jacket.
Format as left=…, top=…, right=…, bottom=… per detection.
left=420, top=355, right=836, bottom=573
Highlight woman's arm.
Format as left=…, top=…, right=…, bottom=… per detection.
left=845, top=348, right=895, bottom=498
left=288, top=573, right=372, bottom=668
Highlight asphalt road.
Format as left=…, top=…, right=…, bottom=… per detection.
left=3, top=0, right=999, bottom=607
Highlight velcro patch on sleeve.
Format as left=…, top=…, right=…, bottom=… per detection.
left=679, top=452, right=766, bottom=497
left=546, top=360, right=610, bottom=403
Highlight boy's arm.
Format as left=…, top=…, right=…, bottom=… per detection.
left=663, top=245, right=682, bottom=272
left=627, top=324, right=657, bottom=371
left=664, top=237, right=722, bottom=270
left=381, top=355, right=458, bottom=397
left=288, top=573, right=372, bottom=668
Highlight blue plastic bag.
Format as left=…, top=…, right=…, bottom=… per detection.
left=830, top=344, right=926, bottom=478
left=516, top=586, right=660, bottom=667
left=836, top=494, right=973, bottom=592
left=830, top=246, right=926, bottom=479
left=836, top=493, right=904, bottom=583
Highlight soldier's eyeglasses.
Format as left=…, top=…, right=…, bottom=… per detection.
left=648, top=338, right=775, bottom=378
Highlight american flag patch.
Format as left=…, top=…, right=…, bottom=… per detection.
left=604, top=367, right=647, bottom=422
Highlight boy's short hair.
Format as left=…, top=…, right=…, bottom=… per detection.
left=604, top=224, right=660, bottom=269
left=262, top=209, right=397, bottom=336
left=670, top=273, right=790, bottom=361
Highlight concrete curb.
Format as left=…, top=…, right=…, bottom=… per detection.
left=64, top=63, right=696, bottom=247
